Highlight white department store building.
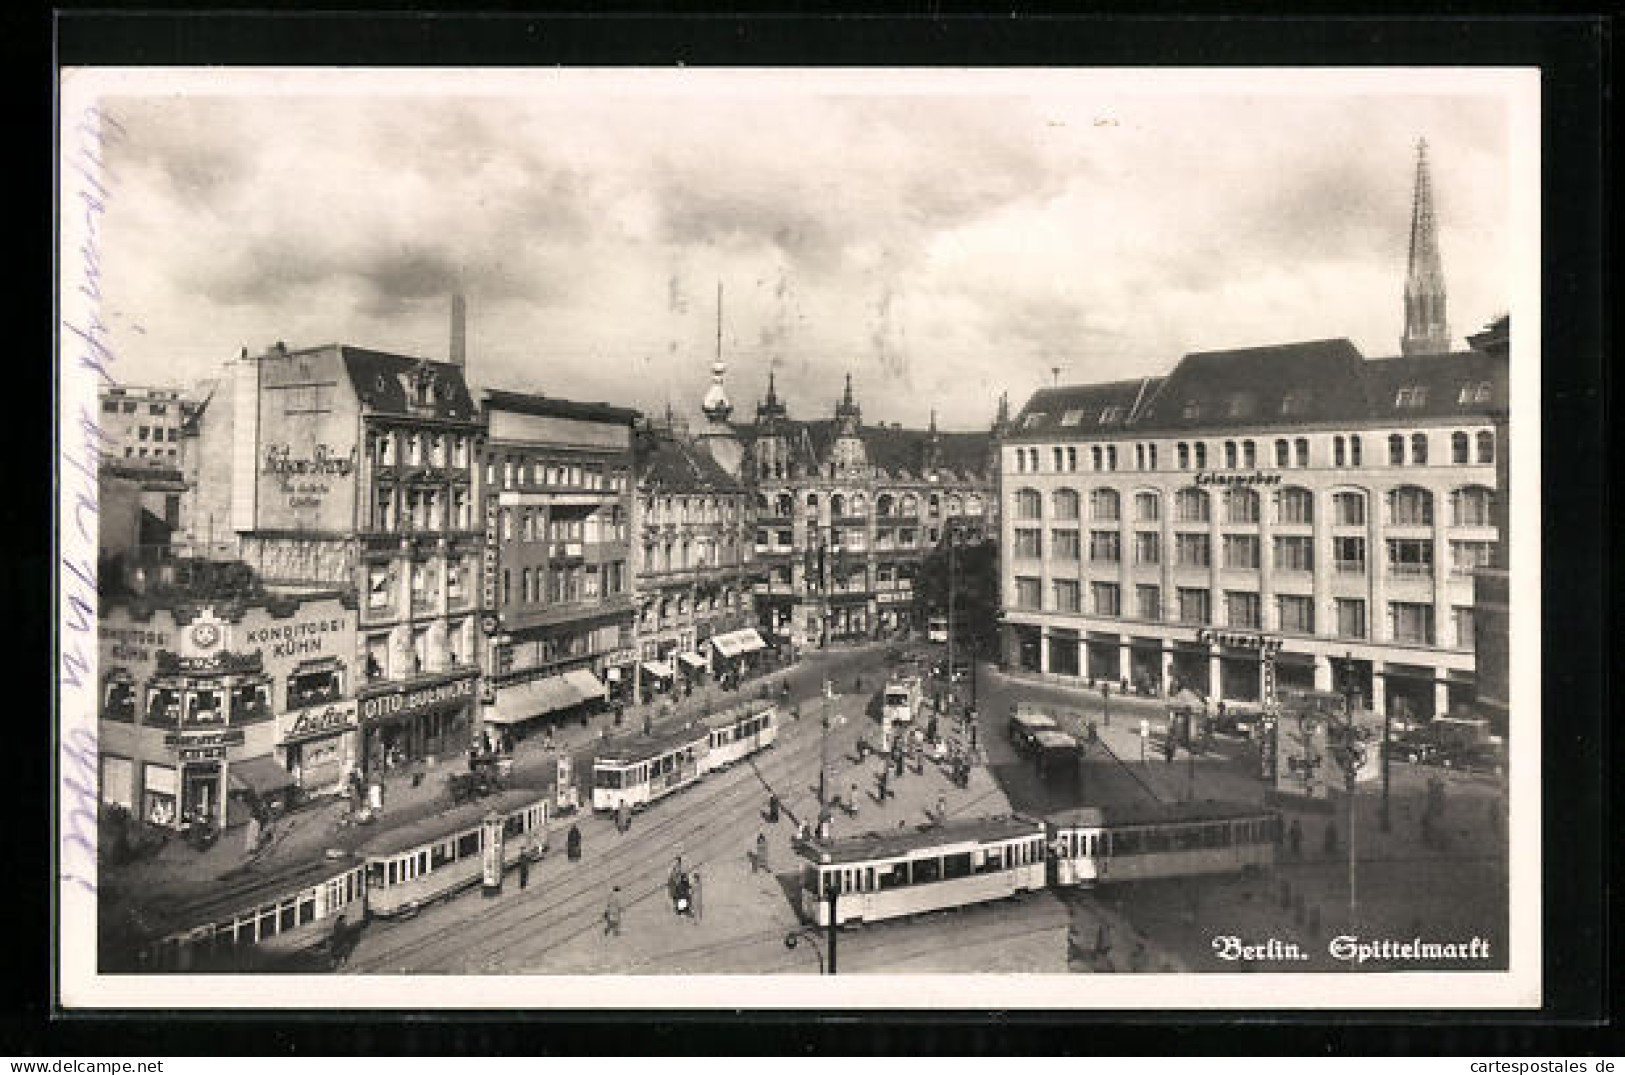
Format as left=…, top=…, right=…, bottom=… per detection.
left=997, top=329, right=1507, bottom=721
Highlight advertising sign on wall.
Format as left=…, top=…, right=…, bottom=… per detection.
left=279, top=699, right=359, bottom=743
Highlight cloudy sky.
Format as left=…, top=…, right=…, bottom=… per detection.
left=83, top=70, right=1521, bottom=429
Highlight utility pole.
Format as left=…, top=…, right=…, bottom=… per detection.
left=946, top=527, right=956, bottom=704
left=818, top=678, right=833, bottom=810
left=1325, top=674, right=1367, bottom=941
left=826, top=889, right=838, bottom=975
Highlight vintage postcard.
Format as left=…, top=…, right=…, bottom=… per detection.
left=57, top=66, right=1541, bottom=1009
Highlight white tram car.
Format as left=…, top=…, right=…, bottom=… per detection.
left=591, top=724, right=710, bottom=812
left=147, top=855, right=369, bottom=972
left=1047, top=800, right=1280, bottom=888
left=363, top=789, right=550, bottom=919
left=797, top=816, right=1049, bottom=927
left=703, top=701, right=778, bottom=770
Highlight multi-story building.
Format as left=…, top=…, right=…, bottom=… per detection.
left=477, top=390, right=639, bottom=738
left=184, top=340, right=485, bottom=774
left=631, top=399, right=765, bottom=698
left=98, top=581, right=358, bottom=829
left=97, top=384, right=200, bottom=468
left=998, top=330, right=1507, bottom=720
left=1468, top=315, right=1511, bottom=735
left=697, top=369, right=998, bottom=648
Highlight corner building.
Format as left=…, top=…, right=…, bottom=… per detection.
left=1000, top=333, right=1506, bottom=720
left=186, top=342, right=485, bottom=775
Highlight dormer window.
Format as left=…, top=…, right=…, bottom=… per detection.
left=1457, top=381, right=1493, bottom=405
left=1280, top=391, right=1312, bottom=416
left=1021, top=412, right=1046, bottom=429
left=1227, top=394, right=1256, bottom=418
left=1059, top=409, right=1085, bottom=427
left=1395, top=385, right=1430, bottom=408
left=1181, top=401, right=1202, bottom=421
left=1098, top=405, right=1125, bottom=425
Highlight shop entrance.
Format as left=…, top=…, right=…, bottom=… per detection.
left=181, top=763, right=222, bottom=826
left=1086, top=637, right=1120, bottom=683
left=1384, top=665, right=1437, bottom=721
left=1170, top=647, right=1208, bottom=696
left=1219, top=653, right=1261, bottom=704
left=1275, top=655, right=1317, bottom=696
left=1130, top=643, right=1163, bottom=696
left=1013, top=626, right=1041, bottom=673
left=1047, top=630, right=1079, bottom=677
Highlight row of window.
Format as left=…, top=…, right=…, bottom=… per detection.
left=372, top=485, right=474, bottom=532
left=756, top=490, right=987, bottom=519
left=374, top=430, right=473, bottom=471
left=502, top=506, right=627, bottom=545
left=1013, top=527, right=1493, bottom=575
left=646, top=494, right=746, bottom=526
left=107, top=667, right=342, bottom=726
left=134, top=425, right=180, bottom=442
left=489, top=454, right=627, bottom=493
left=642, top=536, right=748, bottom=573
left=101, top=400, right=180, bottom=416
left=638, top=589, right=747, bottom=628
left=1011, top=429, right=1496, bottom=474
left=1013, top=580, right=1470, bottom=648
left=362, top=620, right=476, bottom=681
left=122, top=446, right=178, bottom=460
left=1012, top=486, right=1495, bottom=529
left=365, top=560, right=478, bottom=613
left=499, top=562, right=627, bottom=608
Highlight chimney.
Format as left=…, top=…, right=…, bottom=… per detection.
left=450, top=293, right=467, bottom=367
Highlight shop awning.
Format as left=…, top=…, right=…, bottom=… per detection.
left=678, top=652, right=708, bottom=671
left=562, top=668, right=607, bottom=704
left=1169, top=688, right=1208, bottom=711
left=642, top=661, right=675, bottom=679
left=713, top=627, right=769, bottom=654
left=485, top=674, right=581, bottom=725
left=229, top=755, right=296, bottom=796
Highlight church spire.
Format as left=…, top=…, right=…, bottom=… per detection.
left=1401, top=137, right=1450, bottom=356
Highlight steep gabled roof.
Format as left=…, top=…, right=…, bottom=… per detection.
left=334, top=345, right=479, bottom=423
left=484, top=388, right=640, bottom=426
left=636, top=429, right=745, bottom=492
left=1133, top=339, right=1368, bottom=432
left=1009, top=378, right=1160, bottom=439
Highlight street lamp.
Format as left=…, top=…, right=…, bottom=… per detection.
left=1324, top=681, right=1371, bottom=938
left=784, top=890, right=839, bottom=974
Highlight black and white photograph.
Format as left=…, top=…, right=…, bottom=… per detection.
left=57, top=66, right=1542, bottom=1010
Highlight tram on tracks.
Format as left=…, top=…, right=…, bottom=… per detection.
left=1047, top=799, right=1280, bottom=888
left=591, top=723, right=710, bottom=812
left=702, top=700, right=778, bottom=770
left=796, top=815, right=1050, bottom=927
left=144, top=854, right=369, bottom=972
left=364, top=789, right=550, bottom=919
left=880, top=676, right=924, bottom=752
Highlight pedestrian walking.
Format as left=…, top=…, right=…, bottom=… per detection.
left=689, top=868, right=703, bottom=921
left=603, top=887, right=622, bottom=936
left=936, top=795, right=947, bottom=825
left=753, top=831, right=769, bottom=873
left=518, top=854, right=530, bottom=890
left=669, top=854, right=686, bottom=904
left=567, top=823, right=582, bottom=862
left=876, top=767, right=890, bottom=802
left=617, top=800, right=632, bottom=834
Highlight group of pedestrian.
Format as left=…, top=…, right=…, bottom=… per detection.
left=668, top=855, right=704, bottom=919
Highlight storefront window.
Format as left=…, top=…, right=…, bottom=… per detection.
left=102, top=674, right=136, bottom=723
left=231, top=678, right=273, bottom=722
left=146, top=684, right=183, bottom=727
left=286, top=668, right=341, bottom=708
left=185, top=687, right=226, bottom=726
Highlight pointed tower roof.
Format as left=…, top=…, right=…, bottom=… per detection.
left=1401, top=137, right=1450, bottom=355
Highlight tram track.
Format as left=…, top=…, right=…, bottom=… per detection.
left=346, top=704, right=876, bottom=972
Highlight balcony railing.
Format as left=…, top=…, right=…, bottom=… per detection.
left=1387, top=564, right=1435, bottom=580
left=1333, top=561, right=1367, bottom=575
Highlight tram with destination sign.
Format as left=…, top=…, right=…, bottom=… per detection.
left=702, top=701, right=778, bottom=770
left=1047, top=799, right=1280, bottom=888
left=797, top=815, right=1050, bottom=927
left=363, top=789, right=550, bottom=919
left=142, top=854, right=369, bottom=972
